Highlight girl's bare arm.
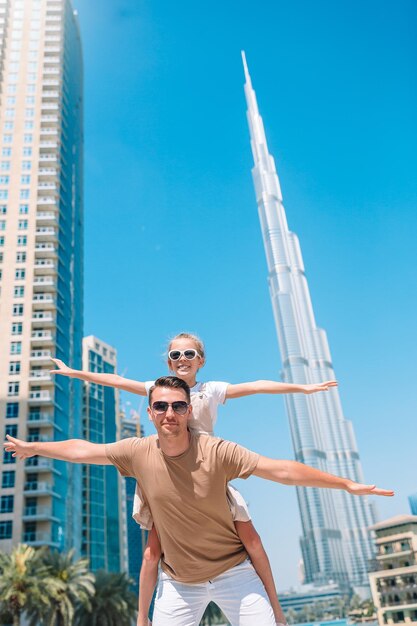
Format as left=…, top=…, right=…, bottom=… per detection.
left=226, top=379, right=338, bottom=399
left=50, top=358, right=147, bottom=395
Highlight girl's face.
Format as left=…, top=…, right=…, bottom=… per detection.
left=167, top=338, right=205, bottom=381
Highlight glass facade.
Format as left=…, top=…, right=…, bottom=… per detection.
left=81, top=338, right=122, bottom=572
left=409, top=494, right=417, bottom=516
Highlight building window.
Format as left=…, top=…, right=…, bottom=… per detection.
left=0, top=176, right=10, bottom=184
left=3, top=122, right=14, bottom=131
left=3, top=450, right=16, bottom=465
left=2, top=471, right=15, bottom=489
left=0, top=205, right=7, bottom=214
left=0, top=190, right=8, bottom=199
left=0, top=521, right=13, bottom=539
left=9, top=362, right=21, bottom=375
left=0, top=253, right=3, bottom=263
left=22, top=161, right=31, bottom=170
left=2, top=148, right=12, bottom=157
left=18, top=220, right=28, bottom=230
left=16, top=252, right=26, bottom=263
left=20, top=189, right=29, bottom=199
left=26, top=96, right=35, bottom=105
left=19, top=204, right=29, bottom=214
left=23, top=135, right=33, bottom=144
left=15, top=269, right=26, bottom=279
left=11, top=323, right=23, bottom=335
left=24, top=109, right=34, bottom=118
left=13, top=304, right=24, bottom=316
left=14, top=286, right=24, bottom=297
left=1, top=161, right=10, bottom=170
left=8, top=382, right=20, bottom=396
left=0, top=496, right=14, bottom=514
left=3, top=135, right=13, bottom=145
left=5, top=424, right=18, bottom=438
left=6, top=402, right=19, bottom=418
left=0, top=220, right=5, bottom=230
left=20, top=176, right=30, bottom=185
left=0, top=236, right=5, bottom=246
left=17, top=235, right=27, bottom=246
left=23, top=148, right=32, bottom=157
left=10, top=342, right=22, bottom=355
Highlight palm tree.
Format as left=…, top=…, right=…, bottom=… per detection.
left=32, top=548, right=95, bottom=626
left=74, top=570, right=137, bottom=626
left=0, top=544, right=61, bottom=626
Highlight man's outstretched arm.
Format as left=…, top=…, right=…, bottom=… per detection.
left=3, top=435, right=111, bottom=465
left=253, top=456, right=394, bottom=496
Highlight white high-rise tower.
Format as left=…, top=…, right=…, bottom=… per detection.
left=242, top=52, right=376, bottom=592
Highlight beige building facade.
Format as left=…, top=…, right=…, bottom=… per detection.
left=0, top=0, right=83, bottom=553
left=369, top=515, right=417, bottom=625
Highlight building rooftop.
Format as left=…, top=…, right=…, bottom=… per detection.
left=370, top=514, right=417, bottom=531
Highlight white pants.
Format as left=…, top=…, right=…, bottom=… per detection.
left=153, top=559, right=275, bottom=626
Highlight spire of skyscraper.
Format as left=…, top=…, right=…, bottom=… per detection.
left=242, top=52, right=376, bottom=593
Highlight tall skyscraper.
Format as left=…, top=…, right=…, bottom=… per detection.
left=0, top=0, right=83, bottom=552
left=242, top=52, right=376, bottom=593
left=81, top=336, right=123, bottom=572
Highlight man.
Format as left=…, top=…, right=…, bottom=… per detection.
left=4, top=376, right=393, bottom=626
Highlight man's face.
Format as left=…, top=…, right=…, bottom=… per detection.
left=147, top=386, right=192, bottom=439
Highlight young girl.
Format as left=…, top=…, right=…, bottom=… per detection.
left=51, top=333, right=337, bottom=626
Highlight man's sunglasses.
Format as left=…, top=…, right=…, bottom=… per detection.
left=168, top=349, right=200, bottom=361
left=151, top=401, right=189, bottom=415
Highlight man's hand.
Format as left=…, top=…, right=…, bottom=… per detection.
left=4, top=435, right=35, bottom=460
left=345, top=481, right=394, bottom=497
left=302, top=380, right=338, bottom=394
left=50, top=357, right=75, bottom=376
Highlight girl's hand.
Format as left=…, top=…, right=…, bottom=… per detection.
left=302, top=380, right=338, bottom=394
left=345, top=480, right=394, bottom=497
left=50, top=358, right=75, bottom=377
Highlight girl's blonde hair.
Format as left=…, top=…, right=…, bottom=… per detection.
left=167, top=332, right=206, bottom=361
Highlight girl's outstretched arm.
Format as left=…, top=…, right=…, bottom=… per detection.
left=49, top=358, right=147, bottom=395
left=225, top=379, right=338, bottom=399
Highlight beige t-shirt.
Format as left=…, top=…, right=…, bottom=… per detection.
left=105, top=433, right=259, bottom=583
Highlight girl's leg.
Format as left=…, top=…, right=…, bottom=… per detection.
left=234, top=521, right=286, bottom=625
left=137, top=526, right=161, bottom=626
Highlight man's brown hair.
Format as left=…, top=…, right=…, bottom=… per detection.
left=148, top=376, right=191, bottom=405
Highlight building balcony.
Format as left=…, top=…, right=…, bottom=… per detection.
left=34, top=260, right=56, bottom=276
left=40, top=115, right=60, bottom=124
left=42, top=79, right=61, bottom=88
left=23, top=505, right=60, bottom=523
left=40, top=141, right=60, bottom=151
left=38, top=181, right=58, bottom=190
left=35, top=227, right=57, bottom=241
left=33, top=276, right=56, bottom=291
left=29, top=370, right=53, bottom=383
left=22, top=531, right=60, bottom=549
left=28, top=390, right=53, bottom=403
left=32, top=294, right=56, bottom=309
left=41, top=103, right=59, bottom=112
left=34, top=243, right=57, bottom=259
left=30, top=349, right=53, bottom=363
left=36, top=212, right=58, bottom=226
left=31, top=330, right=54, bottom=343
left=37, top=196, right=59, bottom=208
left=44, top=47, right=62, bottom=55
left=25, top=457, right=57, bottom=472
left=38, top=165, right=59, bottom=175
left=31, top=311, right=54, bottom=325
left=27, top=412, right=57, bottom=428
left=23, top=481, right=55, bottom=495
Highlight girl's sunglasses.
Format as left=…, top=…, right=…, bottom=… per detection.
left=168, top=349, right=200, bottom=361
left=151, top=401, right=189, bottom=415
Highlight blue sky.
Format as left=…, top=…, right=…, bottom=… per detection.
left=75, top=0, right=417, bottom=588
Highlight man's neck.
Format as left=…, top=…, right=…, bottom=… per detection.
left=159, top=430, right=191, bottom=457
